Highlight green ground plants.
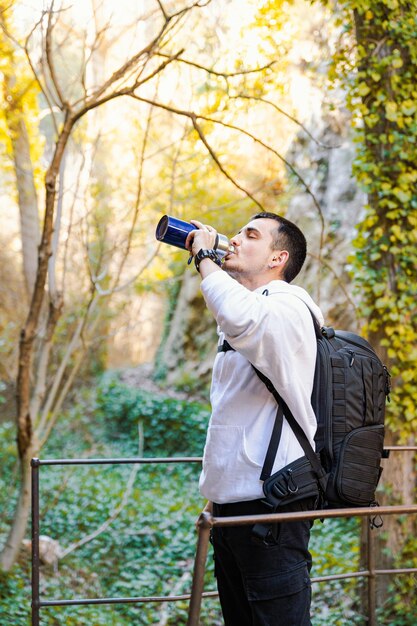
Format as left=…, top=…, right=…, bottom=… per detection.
left=1, top=375, right=366, bottom=625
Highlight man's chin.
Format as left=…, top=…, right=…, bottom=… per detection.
left=223, top=262, right=240, bottom=278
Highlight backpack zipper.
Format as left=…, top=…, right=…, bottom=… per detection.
left=347, top=350, right=355, bottom=367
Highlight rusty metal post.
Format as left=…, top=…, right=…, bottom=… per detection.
left=31, top=458, right=41, bottom=626
left=187, top=512, right=212, bottom=626
left=367, top=519, right=376, bottom=626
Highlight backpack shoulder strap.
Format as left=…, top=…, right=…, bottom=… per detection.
left=217, top=339, right=326, bottom=487
left=260, top=403, right=285, bottom=481
left=253, top=367, right=327, bottom=489
left=252, top=303, right=328, bottom=488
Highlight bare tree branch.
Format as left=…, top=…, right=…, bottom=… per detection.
left=37, top=313, right=101, bottom=447
left=132, top=48, right=185, bottom=91
left=48, top=146, right=66, bottom=299
left=196, top=112, right=325, bottom=234
left=155, top=0, right=169, bottom=21
left=129, top=94, right=264, bottom=208
left=124, top=95, right=326, bottom=255
left=83, top=13, right=173, bottom=105
left=155, top=52, right=276, bottom=78
left=35, top=293, right=98, bottom=439
left=75, top=0, right=212, bottom=110
left=25, top=14, right=61, bottom=135
left=41, top=5, right=68, bottom=111
left=92, top=245, right=162, bottom=296
left=232, top=94, right=342, bottom=149
left=0, top=7, right=61, bottom=137
left=206, top=176, right=285, bottom=213
left=110, top=82, right=157, bottom=291
left=169, top=124, right=190, bottom=213
left=190, top=114, right=263, bottom=209
left=61, top=146, right=86, bottom=292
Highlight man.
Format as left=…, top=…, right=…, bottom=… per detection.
left=186, top=212, right=324, bottom=626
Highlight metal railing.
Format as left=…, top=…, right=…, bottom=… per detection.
left=188, top=504, right=417, bottom=626
left=31, top=447, right=417, bottom=626
left=31, top=456, right=206, bottom=626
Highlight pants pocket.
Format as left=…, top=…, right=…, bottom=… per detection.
left=244, top=562, right=311, bottom=626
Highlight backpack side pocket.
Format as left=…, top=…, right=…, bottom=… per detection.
left=262, top=455, right=320, bottom=511
left=331, top=424, right=384, bottom=506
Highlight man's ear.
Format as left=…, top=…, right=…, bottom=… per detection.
left=269, top=250, right=289, bottom=270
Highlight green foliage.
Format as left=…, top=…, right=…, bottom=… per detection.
left=323, top=1, right=417, bottom=440
left=310, top=517, right=363, bottom=625
left=376, top=525, right=417, bottom=624
left=96, top=371, right=210, bottom=455
left=0, top=422, right=19, bottom=532
left=317, top=1, right=417, bottom=619
left=0, top=382, right=373, bottom=625
left=0, top=388, right=216, bottom=625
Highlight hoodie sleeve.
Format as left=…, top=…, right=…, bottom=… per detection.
left=201, top=271, right=315, bottom=392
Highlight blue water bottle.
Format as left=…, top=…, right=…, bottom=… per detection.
left=155, top=215, right=233, bottom=257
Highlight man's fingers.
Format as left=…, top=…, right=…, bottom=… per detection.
left=185, top=229, right=198, bottom=251
left=186, top=220, right=205, bottom=251
left=190, top=219, right=205, bottom=229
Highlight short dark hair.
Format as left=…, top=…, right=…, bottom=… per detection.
left=252, top=212, right=307, bottom=282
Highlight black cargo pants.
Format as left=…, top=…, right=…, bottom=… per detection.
left=212, top=498, right=314, bottom=626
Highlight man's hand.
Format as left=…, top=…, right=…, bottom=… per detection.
left=185, top=220, right=217, bottom=256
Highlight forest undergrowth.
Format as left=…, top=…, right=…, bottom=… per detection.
left=0, top=371, right=368, bottom=625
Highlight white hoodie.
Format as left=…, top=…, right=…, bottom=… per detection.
left=199, top=271, right=324, bottom=504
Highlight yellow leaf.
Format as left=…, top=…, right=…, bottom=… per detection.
left=357, top=82, right=371, bottom=97
left=393, top=188, right=411, bottom=203
left=385, top=101, right=398, bottom=121
left=401, top=100, right=417, bottom=116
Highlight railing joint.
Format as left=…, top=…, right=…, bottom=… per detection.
left=196, top=511, right=214, bottom=529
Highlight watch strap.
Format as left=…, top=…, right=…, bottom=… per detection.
left=194, top=248, right=221, bottom=272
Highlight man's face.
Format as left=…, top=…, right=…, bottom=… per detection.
left=223, top=218, right=281, bottom=283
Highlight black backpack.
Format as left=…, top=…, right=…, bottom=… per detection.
left=253, top=315, right=391, bottom=511
left=310, top=322, right=391, bottom=508
left=219, top=314, right=391, bottom=511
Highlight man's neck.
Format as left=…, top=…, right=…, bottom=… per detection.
left=226, top=270, right=284, bottom=291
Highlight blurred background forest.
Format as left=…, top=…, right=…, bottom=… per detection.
left=0, top=0, right=416, bottom=624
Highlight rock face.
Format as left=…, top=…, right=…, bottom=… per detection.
left=286, top=106, right=366, bottom=330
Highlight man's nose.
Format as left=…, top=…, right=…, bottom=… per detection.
left=230, top=233, right=241, bottom=247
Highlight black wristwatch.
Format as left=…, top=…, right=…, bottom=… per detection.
left=194, top=248, right=222, bottom=273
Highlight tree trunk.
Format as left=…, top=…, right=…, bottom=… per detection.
left=0, top=443, right=37, bottom=570
left=12, top=117, right=41, bottom=302
left=0, top=116, right=74, bottom=571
